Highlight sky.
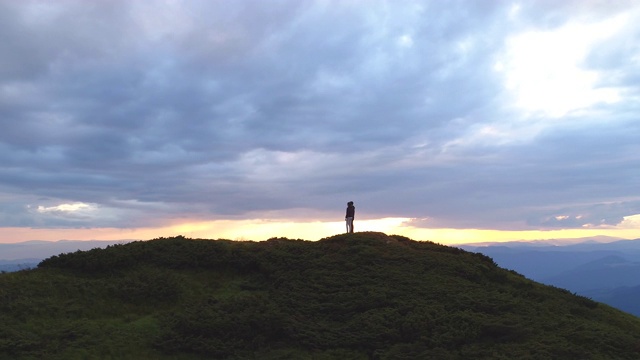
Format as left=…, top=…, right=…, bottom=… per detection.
left=1, top=0, right=640, bottom=244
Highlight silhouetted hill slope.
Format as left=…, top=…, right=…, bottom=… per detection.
left=2, top=232, right=640, bottom=359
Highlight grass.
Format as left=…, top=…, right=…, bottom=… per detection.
left=0, top=232, right=639, bottom=359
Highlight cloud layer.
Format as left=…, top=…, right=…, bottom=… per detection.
left=1, top=0, right=639, bottom=232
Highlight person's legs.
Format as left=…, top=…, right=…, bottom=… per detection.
left=346, top=217, right=354, bottom=233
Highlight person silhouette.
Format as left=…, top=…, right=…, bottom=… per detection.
left=345, top=201, right=355, bottom=233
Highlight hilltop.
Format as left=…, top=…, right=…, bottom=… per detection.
left=1, top=232, right=640, bottom=359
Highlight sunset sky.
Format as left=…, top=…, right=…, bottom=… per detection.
left=1, top=1, right=640, bottom=245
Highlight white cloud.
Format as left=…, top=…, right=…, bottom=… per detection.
left=1, top=1, right=640, bottom=234
left=618, top=214, right=640, bottom=229
left=397, top=34, right=414, bottom=48
left=36, top=203, right=95, bottom=214
left=500, top=13, right=628, bottom=117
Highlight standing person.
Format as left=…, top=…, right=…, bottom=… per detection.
left=345, top=201, right=355, bottom=233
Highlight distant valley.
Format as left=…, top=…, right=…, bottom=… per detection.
left=0, top=258, right=41, bottom=272
left=461, top=238, right=640, bottom=317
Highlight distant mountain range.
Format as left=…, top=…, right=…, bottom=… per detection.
left=461, top=237, right=640, bottom=317
left=0, top=258, right=42, bottom=272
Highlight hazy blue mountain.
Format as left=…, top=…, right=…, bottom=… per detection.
left=0, top=258, right=41, bottom=272
left=462, top=238, right=640, bottom=317
left=458, top=247, right=620, bottom=281
left=542, top=255, right=640, bottom=292
left=461, top=239, right=640, bottom=279
left=583, top=285, right=640, bottom=317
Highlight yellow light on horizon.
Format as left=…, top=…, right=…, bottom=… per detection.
left=0, top=216, right=639, bottom=244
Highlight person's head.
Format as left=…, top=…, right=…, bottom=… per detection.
left=348, top=201, right=353, bottom=206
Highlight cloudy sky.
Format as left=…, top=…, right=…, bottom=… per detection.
left=1, top=0, right=639, bottom=244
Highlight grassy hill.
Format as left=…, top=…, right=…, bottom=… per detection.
left=1, top=232, right=640, bottom=359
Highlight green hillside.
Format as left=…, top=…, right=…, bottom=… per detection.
left=1, top=232, right=640, bottom=359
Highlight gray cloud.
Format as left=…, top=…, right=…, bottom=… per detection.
left=1, top=1, right=639, bottom=231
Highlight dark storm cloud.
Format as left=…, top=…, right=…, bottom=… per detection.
left=1, top=0, right=639, bottom=230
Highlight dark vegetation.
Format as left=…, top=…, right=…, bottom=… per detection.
left=2, top=232, right=640, bottom=359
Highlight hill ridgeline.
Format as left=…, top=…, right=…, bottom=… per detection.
left=1, top=232, right=640, bottom=359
